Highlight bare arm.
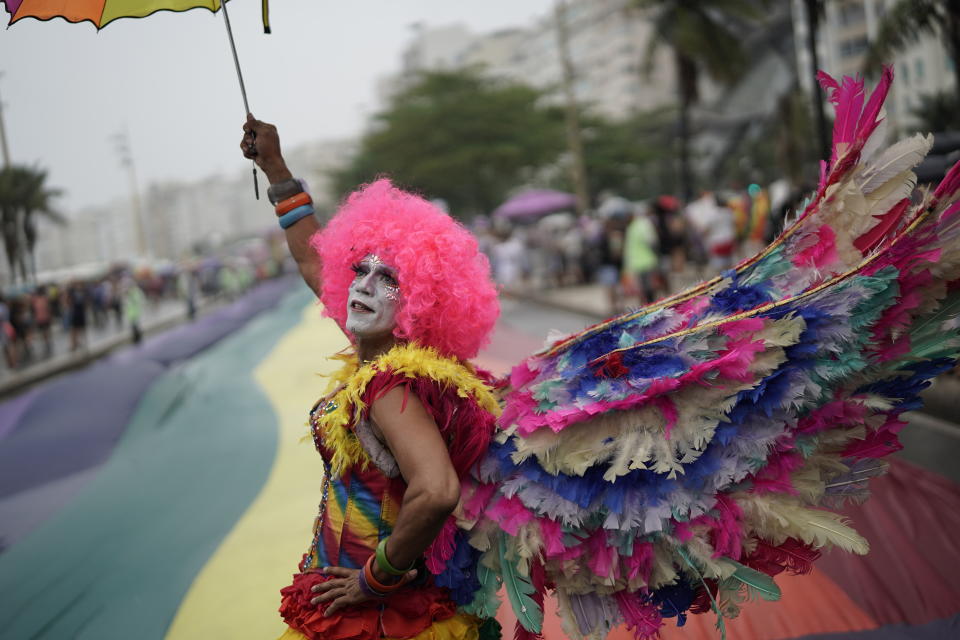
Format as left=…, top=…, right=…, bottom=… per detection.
left=369, top=386, right=461, bottom=580
left=311, top=385, right=460, bottom=615
left=241, top=114, right=322, bottom=297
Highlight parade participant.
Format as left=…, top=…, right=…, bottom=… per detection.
left=242, top=116, right=501, bottom=640
left=243, top=65, right=960, bottom=640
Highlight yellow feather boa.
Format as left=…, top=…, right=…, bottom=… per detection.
left=312, top=342, right=501, bottom=477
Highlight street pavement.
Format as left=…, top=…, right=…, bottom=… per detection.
left=0, top=284, right=956, bottom=639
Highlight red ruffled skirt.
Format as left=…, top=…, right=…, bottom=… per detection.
left=279, top=570, right=473, bottom=640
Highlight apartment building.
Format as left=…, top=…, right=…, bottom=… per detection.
left=792, top=0, right=956, bottom=134
left=386, top=0, right=677, bottom=121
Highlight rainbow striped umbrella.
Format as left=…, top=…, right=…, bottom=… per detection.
left=2, top=0, right=270, bottom=32
left=2, top=0, right=271, bottom=196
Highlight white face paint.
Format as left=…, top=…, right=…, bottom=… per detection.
left=345, top=254, right=400, bottom=339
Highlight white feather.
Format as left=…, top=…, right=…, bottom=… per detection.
left=860, top=133, right=932, bottom=194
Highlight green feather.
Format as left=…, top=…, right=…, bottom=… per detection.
left=498, top=536, right=543, bottom=633
left=676, top=546, right=727, bottom=640
left=464, top=558, right=502, bottom=619
left=722, top=559, right=782, bottom=602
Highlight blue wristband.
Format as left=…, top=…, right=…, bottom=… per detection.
left=278, top=204, right=315, bottom=229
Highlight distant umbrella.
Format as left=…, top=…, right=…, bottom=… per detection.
left=492, top=189, right=577, bottom=219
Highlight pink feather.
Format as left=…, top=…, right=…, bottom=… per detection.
left=424, top=518, right=458, bottom=574
left=934, top=158, right=960, bottom=201
left=832, top=75, right=866, bottom=153
left=626, top=540, right=655, bottom=582
left=854, top=199, right=909, bottom=255
left=718, top=317, right=765, bottom=339
left=793, top=224, right=838, bottom=268
left=708, top=494, right=745, bottom=559
left=856, top=65, right=893, bottom=143
left=842, top=416, right=907, bottom=459
left=614, top=591, right=663, bottom=640
left=796, top=399, right=868, bottom=434
left=750, top=451, right=804, bottom=495
left=539, top=517, right=565, bottom=557
left=486, top=495, right=533, bottom=535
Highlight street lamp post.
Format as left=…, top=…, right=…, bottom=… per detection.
left=0, top=72, right=11, bottom=167
left=555, top=0, right=590, bottom=216
left=111, top=129, right=148, bottom=259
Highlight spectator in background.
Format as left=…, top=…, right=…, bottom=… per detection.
left=560, top=222, right=585, bottom=286
left=623, top=204, right=659, bottom=307
left=31, top=285, right=52, bottom=359
left=123, top=277, right=146, bottom=345
left=178, top=267, right=199, bottom=321
left=745, top=184, right=770, bottom=256
left=109, top=276, right=123, bottom=328
left=651, top=195, right=685, bottom=295
left=92, top=279, right=108, bottom=329
left=68, top=282, right=88, bottom=352
left=596, top=193, right=634, bottom=312
left=686, top=191, right=736, bottom=273
left=47, top=283, right=62, bottom=331
left=0, top=295, right=16, bottom=369
left=9, top=295, right=32, bottom=365
left=491, top=228, right=528, bottom=292
left=219, top=264, right=240, bottom=301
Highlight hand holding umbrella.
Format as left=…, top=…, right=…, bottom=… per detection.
left=241, top=114, right=292, bottom=185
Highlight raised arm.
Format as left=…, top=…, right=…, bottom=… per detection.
left=241, top=114, right=322, bottom=297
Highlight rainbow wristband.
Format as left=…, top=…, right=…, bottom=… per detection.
left=278, top=204, right=314, bottom=229
left=376, top=537, right=414, bottom=576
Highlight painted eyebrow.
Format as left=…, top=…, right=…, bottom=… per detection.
left=366, top=264, right=397, bottom=278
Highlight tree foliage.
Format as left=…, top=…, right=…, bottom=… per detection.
left=636, top=0, right=767, bottom=198
left=568, top=108, right=679, bottom=201
left=330, top=69, right=567, bottom=217
left=910, top=91, right=960, bottom=133
left=0, top=165, right=64, bottom=284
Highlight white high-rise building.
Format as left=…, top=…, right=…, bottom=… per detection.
left=385, top=0, right=679, bottom=121
left=31, top=138, right=355, bottom=274
left=792, top=0, right=957, bottom=134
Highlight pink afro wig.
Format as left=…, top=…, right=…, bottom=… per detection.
left=311, top=179, right=500, bottom=361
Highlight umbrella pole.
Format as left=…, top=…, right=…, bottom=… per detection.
left=220, top=0, right=259, bottom=199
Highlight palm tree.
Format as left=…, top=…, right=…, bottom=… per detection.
left=864, top=0, right=960, bottom=105
left=0, top=165, right=64, bottom=284
left=635, top=0, right=765, bottom=200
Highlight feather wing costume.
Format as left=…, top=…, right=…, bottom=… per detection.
left=429, top=68, right=960, bottom=640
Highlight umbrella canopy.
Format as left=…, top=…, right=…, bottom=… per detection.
left=493, top=189, right=577, bottom=219
left=1, top=0, right=271, bottom=30
left=3, top=0, right=272, bottom=198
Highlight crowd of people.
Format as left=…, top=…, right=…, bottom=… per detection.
left=478, top=179, right=803, bottom=313
left=0, top=254, right=283, bottom=373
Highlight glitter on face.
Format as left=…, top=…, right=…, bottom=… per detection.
left=345, top=254, right=400, bottom=338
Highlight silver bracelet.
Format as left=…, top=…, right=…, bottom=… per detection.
left=268, top=178, right=308, bottom=205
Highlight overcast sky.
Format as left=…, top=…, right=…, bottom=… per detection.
left=0, top=0, right=555, bottom=213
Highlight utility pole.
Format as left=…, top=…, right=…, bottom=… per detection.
left=555, top=0, right=590, bottom=215
left=0, top=72, right=11, bottom=167
left=111, top=128, right=148, bottom=259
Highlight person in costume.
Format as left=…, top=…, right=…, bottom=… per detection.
left=243, top=64, right=960, bottom=640
left=241, top=116, right=502, bottom=640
